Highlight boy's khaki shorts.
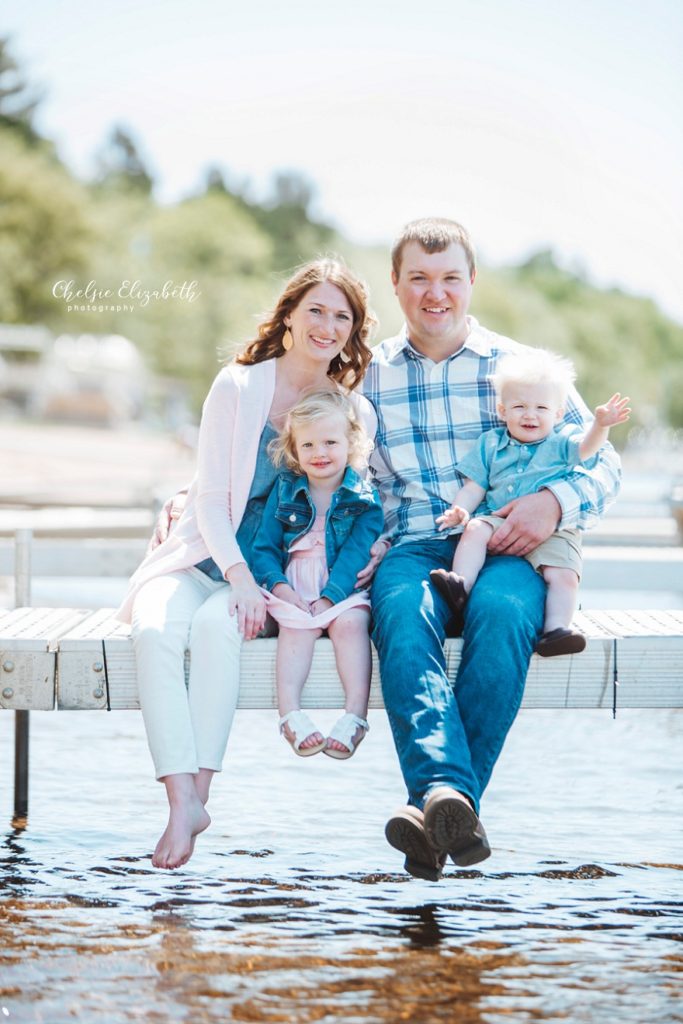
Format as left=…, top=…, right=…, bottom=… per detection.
left=475, top=515, right=583, bottom=580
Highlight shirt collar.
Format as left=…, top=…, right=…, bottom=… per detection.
left=290, top=465, right=364, bottom=500
left=497, top=429, right=548, bottom=451
left=384, top=316, right=492, bottom=364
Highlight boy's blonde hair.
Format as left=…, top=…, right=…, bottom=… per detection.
left=491, top=347, right=577, bottom=407
left=269, top=387, right=374, bottom=475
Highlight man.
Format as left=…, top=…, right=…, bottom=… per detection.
left=361, top=217, right=620, bottom=880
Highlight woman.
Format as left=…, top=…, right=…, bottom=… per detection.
left=116, top=258, right=381, bottom=870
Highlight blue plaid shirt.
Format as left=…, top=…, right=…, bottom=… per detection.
left=362, top=318, right=621, bottom=545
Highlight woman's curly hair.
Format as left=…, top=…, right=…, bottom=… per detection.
left=234, top=257, right=376, bottom=390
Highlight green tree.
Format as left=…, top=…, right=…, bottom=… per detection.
left=235, top=170, right=336, bottom=269
left=0, top=36, right=42, bottom=144
left=0, top=128, right=92, bottom=323
left=95, top=125, right=154, bottom=195
left=204, top=164, right=230, bottom=194
left=142, top=192, right=274, bottom=398
left=473, top=251, right=683, bottom=432
left=70, top=189, right=275, bottom=404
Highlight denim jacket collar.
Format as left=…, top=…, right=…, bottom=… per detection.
left=287, top=465, right=367, bottom=503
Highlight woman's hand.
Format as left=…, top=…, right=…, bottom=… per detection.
left=225, top=563, right=267, bottom=640
left=309, top=597, right=333, bottom=616
left=272, top=582, right=310, bottom=612
left=147, top=490, right=188, bottom=552
left=355, top=538, right=391, bottom=589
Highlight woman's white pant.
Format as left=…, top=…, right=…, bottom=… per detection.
left=131, top=568, right=241, bottom=779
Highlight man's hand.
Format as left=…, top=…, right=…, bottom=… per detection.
left=147, top=490, right=188, bottom=552
left=225, top=563, right=267, bottom=640
left=436, top=505, right=470, bottom=531
left=355, top=538, right=391, bottom=589
left=488, top=490, right=562, bottom=558
left=272, top=582, right=310, bottom=612
left=594, top=393, right=631, bottom=428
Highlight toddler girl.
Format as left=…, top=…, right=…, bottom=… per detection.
left=252, top=388, right=384, bottom=758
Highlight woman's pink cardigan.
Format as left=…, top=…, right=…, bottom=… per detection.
left=116, top=358, right=377, bottom=623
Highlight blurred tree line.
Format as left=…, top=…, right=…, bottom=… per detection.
left=1, top=37, right=682, bottom=427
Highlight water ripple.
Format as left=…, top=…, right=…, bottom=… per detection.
left=1, top=708, right=682, bottom=1021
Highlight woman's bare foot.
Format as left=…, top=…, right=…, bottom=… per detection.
left=153, top=774, right=211, bottom=869
left=194, top=767, right=215, bottom=806
left=185, top=767, right=215, bottom=859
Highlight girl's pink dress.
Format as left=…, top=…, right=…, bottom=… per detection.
left=261, top=512, right=371, bottom=630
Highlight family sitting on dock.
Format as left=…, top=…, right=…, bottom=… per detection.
left=117, top=217, right=627, bottom=877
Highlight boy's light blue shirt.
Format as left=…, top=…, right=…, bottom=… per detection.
left=456, top=426, right=586, bottom=517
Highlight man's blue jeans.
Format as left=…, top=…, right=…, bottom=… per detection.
left=371, top=537, right=545, bottom=815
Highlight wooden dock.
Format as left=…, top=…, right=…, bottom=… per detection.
left=1, top=606, right=682, bottom=712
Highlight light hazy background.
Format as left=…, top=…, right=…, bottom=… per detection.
left=4, top=0, right=682, bottom=322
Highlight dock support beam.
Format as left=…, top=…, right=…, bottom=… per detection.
left=13, top=529, right=31, bottom=823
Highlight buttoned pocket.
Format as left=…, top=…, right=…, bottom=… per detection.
left=330, top=503, right=366, bottom=542
left=276, top=504, right=309, bottom=529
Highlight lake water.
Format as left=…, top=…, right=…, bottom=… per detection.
left=1, top=446, right=682, bottom=1022
left=1, top=686, right=682, bottom=1022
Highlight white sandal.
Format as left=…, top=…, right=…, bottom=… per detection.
left=279, top=710, right=325, bottom=757
left=323, top=713, right=369, bottom=760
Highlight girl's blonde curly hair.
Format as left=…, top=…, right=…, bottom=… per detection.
left=268, top=387, right=374, bottom=476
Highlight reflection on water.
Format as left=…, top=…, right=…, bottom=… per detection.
left=1, top=710, right=682, bottom=1023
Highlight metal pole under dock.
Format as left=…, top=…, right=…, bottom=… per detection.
left=13, top=528, right=32, bottom=822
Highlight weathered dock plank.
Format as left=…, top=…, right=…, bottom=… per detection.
left=3, top=607, right=681, bottom=712
left=0, top=607, right=90, bottom=710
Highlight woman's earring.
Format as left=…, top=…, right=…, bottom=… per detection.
left=282, top=328, right=293, bottom=351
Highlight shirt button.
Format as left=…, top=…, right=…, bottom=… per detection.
left=289, top=514, right=297, bottom=522
left=507, top=485, right=513, bottom=492
left=517, top=467, right=524, bottom=473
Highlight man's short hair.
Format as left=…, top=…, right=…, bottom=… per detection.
left=391, top=217, right=476, bottom=279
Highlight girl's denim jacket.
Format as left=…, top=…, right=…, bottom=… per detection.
left=251, top=466, right=384, bottom=605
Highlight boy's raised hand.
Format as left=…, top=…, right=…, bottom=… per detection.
left=436, top=505, right=470, bottom=531
left=594, top=393, right=631, bottom=428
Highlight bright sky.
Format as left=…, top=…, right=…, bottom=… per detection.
left=4, top=0, right=683, bottom=322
